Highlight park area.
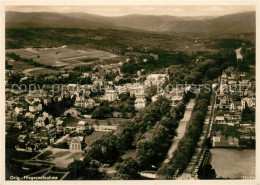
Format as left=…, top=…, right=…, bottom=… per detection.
left=6, top=47, right=118, bottom=68
left=36, top=148, right=83, bottom=168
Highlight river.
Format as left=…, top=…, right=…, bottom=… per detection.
left=210, top=148, right=255, bottom=179
left=164, top=99, right=196, bottom=163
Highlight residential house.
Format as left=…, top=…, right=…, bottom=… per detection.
left=212, top=131, right=239, bottom=147
left=81, top=73, right=90, bottom=78
left=77, top=121, right=87, bottom=133
left=29, top=101, right=42, bottom=113
left=34, top=112, right=53, bottom=127
left=14, top=106, right=25, bottom=115
left=214, top=116, right=225, bottom=124
left=59, top=73, right=70, bottom=79
left=241, top=97, right=256, bottom=109
left=35, top=117, right=49, bottom=127
left=43, top=97, right=52, bottom=105
left=105, top=89, right=118, bottom=101
left=115, top=85, right=127, bottom=94
left=134, top=98, right=147, bottom=110
left=25, top=112, right=36, bottom=119
left=55, top=119, right=65, bottom=133
left=91, top=125, right=118, bottom=132
left=39, top=124, right=56, bottom=143
left=127, top=83, right=145, bottom=96
left=44, top=75, right=57, bottom=81
left=229, top=101, right=242, bottom=111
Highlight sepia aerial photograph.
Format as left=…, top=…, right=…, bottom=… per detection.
left=2, top=2, right=257, bottom=182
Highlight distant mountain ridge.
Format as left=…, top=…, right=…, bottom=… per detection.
left=6, top=11, right=255, bottom=34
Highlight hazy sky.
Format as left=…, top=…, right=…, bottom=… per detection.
left=6, top=5, right=255, bottom=17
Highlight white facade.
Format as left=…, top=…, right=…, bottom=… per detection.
left=105, top=90, right=117, bottom=101
left=135, top=98, right=147, bottom=110
left=145, top=74, right=169, bottom=87
left=70, top=137, right=82, bottom=152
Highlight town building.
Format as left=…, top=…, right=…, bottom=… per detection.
left=134, top=98, right=147, bottom=110
left=145, top=74, right=169, bottom=87
left=70, top=137, right=82, bottom=152
left=105, top=89, right=118, bottom=101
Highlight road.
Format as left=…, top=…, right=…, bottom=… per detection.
left=164, top=99, right=196, bottom=163
left=53, top=130, right=77, bottom=145
left=178, top=93, right=216, bottom=180
left=22, top=67, right=44, bottom=75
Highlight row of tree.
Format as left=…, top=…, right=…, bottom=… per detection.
left=157, top=86, right=212, bottom=179
left=238, top=47, right=255, bottom=72
left=121, top=52, right=190, bottom=76
left=135, top=100, right=186, bottom=169
left=168, top=50, right=237, bottom=85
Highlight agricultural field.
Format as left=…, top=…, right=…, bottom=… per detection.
left=6, top=58, right=35, bottom=73
left=6, top=47, right=118, bottom=68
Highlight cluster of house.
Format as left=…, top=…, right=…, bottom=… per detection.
left=6, top=55, right=179, bottom=154
left=100, top=72, right=170, bottom=110
left=5, top=83, right=130, bottom=153
left=9, top=98, right=121, bottom=153
left=212, top=68, right=255, bottom=148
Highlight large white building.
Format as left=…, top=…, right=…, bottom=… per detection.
left=105, top=89, right=118, bottom=101
left=135, top=92, right=147, bottom=110
left=126, top=83, right=145, bottom=96
left=134, top=98, right=147, bottom=110
left=145, top=74, right=169, bottom=87
left=77, top=120, right=86, bottom=133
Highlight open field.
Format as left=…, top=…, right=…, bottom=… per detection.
left=28, top=68, right=60, bottom=75
left=121, top=149, right=137, bottom=160
left=6, top=47, right=118, bottom=67
left=85, top=131, right=108, bottom=146
left=64, top=117, right=80, bottom=128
